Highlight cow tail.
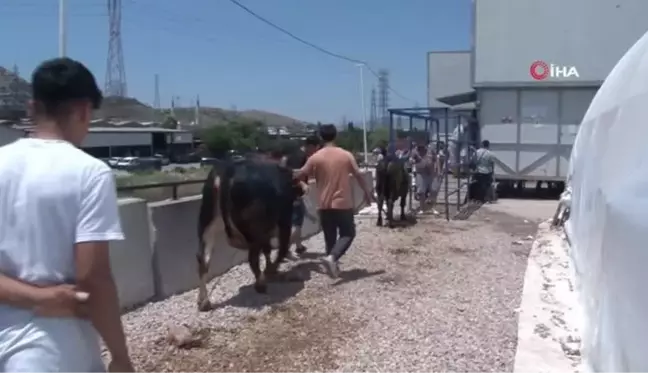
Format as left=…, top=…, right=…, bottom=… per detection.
left=197, top=167, right=218, bottom=274
left=220, top=163, right=234, bottom=241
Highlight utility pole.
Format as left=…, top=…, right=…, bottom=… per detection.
left=194, top=95, right=201, bottom=126
left=153, top=74, right=161, bottom=109
left=58, top=0, right=67, bottom=57
left=356, top=63, right=368, bottom=165
left=369, top=87, right=377, bottom=131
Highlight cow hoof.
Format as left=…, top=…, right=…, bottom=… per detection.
left=264, top=265, right=278, bottom=277
left=254, top=281, right=267, bottom=293
left=197, top=299, right=212, bottom=312
left=376, top=220, right=383, bottom=227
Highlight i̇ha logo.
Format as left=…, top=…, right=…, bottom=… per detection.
left=529, top=60, right=579, bottom=80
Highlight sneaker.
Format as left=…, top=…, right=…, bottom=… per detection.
left=322, top=255, right=339, bottom=278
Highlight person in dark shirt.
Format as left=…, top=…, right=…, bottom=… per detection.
left=283, top=135, right=320, bottom=254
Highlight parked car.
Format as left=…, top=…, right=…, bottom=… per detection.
left=200, top=157, right=218, bottom=167
left=174, top=152, right=201, bottom=164
left=154, top=153, right=170, bottom=166
left=107, top=157, right=121, bottom=167
left=114, top=157, right=162, bottom=172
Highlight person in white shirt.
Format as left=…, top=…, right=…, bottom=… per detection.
left=0, top=58, right=133, bottom=372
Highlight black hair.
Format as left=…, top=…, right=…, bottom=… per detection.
left=304, top=135, right=320, bottom=147
left=481, top=139, right=490, bottom=148
left=31, top=57, right=102, bottom=117
left=319, top=124, right=337, bottom=143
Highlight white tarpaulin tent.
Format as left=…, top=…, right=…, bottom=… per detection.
left=567, top=29, right=648, bottom=372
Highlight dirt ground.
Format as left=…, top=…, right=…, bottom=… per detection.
left=121, top=199, right=555, bottom=372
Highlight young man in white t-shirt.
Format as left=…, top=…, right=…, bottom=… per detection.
left=0, top=58, right=133, bottom=371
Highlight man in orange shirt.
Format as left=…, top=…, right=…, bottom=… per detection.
left=294, top=124, right=373, bottom=278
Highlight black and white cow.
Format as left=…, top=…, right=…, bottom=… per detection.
left=196, top=158, right=304, bottom=311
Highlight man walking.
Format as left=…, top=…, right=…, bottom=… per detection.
left=471, top=140, right=496, bottom=202
left=283, top=135, right=320, bottom=255
left=0, top=58, right=133, bottom=372
left=295, top=125, right=373, bottom=278
left=411, top=144, right=436, bottom=209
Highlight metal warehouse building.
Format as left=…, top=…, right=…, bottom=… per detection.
left=428, top=0, right=648, bottom=188
left=2, top=121, right=194, bottom=158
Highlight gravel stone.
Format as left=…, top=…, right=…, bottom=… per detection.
left=116, top=205, right=536, bottom=372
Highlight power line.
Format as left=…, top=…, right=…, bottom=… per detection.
left=226, top=0, right=417, bottom=104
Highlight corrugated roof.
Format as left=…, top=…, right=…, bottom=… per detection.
left=19, top=125, right=189, bottom=134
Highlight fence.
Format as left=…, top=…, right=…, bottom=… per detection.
left=117, top=179, right=206, bottom=201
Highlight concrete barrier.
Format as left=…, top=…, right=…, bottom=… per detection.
left=148, top=196, right=248, bottom=299
left=111, top=171, right=373, bottom=308
left=109, top=198, right=155, bottom=309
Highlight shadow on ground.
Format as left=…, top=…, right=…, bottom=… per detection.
left=212, top=261, right=318, bottom=310
left=375, top=214, right=418, bottom=228
left=332, top=268, right=386, bottom=287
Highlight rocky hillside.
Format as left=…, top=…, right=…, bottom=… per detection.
left=0, top=66, right=310, bottom=129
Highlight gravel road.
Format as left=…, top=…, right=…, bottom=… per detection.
left=118, top=204, right=539, bottom=372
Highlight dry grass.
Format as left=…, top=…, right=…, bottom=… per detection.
left=116, top=205, right=538, bottom=372
left=115, top=167, right=209, bottom=202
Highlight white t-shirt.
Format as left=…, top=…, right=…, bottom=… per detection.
left=0, top=138, right=124, bottom=371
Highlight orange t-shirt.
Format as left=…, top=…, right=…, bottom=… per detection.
left=301, top=146, right=359, bottom=210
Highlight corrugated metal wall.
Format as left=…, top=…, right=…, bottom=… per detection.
left=83, top=132, right=152, bottom=148
left=479, top=87, right=596, bottom=179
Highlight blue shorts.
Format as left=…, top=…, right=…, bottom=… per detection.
left=292, top=199, right=306, bottom=227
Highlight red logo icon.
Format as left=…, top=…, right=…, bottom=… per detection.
left=530, top=60, right=550, bottom=80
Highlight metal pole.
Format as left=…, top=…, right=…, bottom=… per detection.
left=408, top=116, right=414, bottom=213
left=456, top=115, right=461, bottom=211
left=58, top=0, right=67, bottom=57
left=444, top=109, right=450, bottom=221
left=356, top=64, right=369, bottom=166
left=388, top=111, right=395, bottom=155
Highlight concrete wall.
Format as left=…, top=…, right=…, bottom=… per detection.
left=0, top=125, right=24, bottom=147
left=427, top=51, right=473, bottom=108
left=109, top=171, right=374, bottom=310
left=110, top=199, right=156, bottom=309
left=473, top=0, right=648, bottom=86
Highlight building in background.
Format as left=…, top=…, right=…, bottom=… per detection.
left=428, top=0, right=648, bottom=190
left=5, top=118, right=194, bottom=160
left=0, top=66, right=29, bottom=120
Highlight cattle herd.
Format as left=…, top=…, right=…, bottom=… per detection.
left=194, top=152, right=414, bottom=311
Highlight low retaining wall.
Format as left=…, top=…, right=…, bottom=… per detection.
left=110, top=171, right=373, bottom=309
left=513, top=222, right=583, bottom=372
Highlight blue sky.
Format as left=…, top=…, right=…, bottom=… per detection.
left=0, top=0, right=471, bottom=123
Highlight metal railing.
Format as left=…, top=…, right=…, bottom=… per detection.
left=117, top=161, right=375, bottom=201
left=117, top=179, right=207, bottom=200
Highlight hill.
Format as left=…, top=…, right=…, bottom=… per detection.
left=0, top=66, right=310, bottom=129
left=94, top=97, right=310, bottom=130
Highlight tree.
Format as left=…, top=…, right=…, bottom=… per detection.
left=201, top=117, right=274, bottom=157
left=201, top=125, right=232, bottom=157
left=161, top=114, right=178, bottom=129
left=368, top=127, right=389, bottom=150
left=336, top=127, right=364, bottom=152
